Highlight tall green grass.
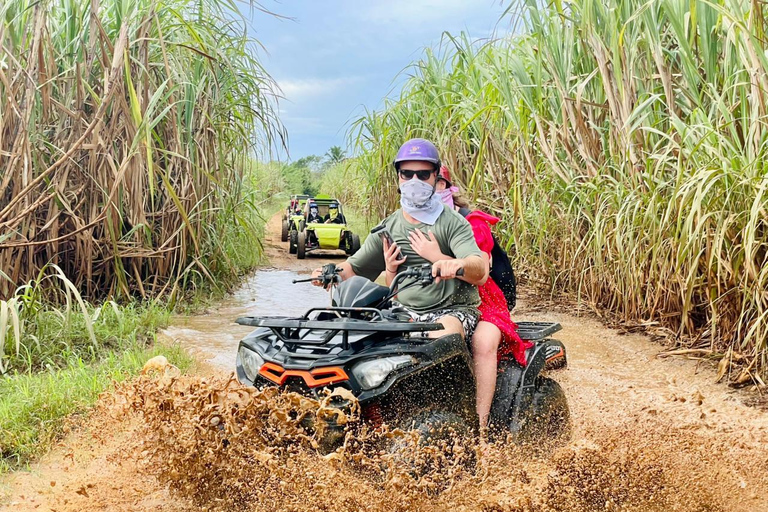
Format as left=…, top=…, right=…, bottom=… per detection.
left=0, top=0, right=284, bottom=302
left=350, top=0, right=768, bottom=379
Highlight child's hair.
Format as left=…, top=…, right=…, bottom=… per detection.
left=452, top=190, right=470, bottom=209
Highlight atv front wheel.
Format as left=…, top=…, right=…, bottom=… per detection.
left=349, top=234, right=361, bottom=255
left=297, top=231, right=307, bottom=259
left=388, top=409, right=474, bottom=480
left=392, top=409, right=470, bottom=449
left=289, top=231, right=298, bottom=254
left=281, top=220, right=289, bottom=242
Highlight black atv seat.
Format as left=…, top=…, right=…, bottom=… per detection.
left=516, top=321, right=562, bottom=341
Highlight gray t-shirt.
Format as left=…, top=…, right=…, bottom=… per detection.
left=348, top=205, right=482, bottom=313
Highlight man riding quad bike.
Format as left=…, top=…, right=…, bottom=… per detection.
left=283, top=194, right=309, bottom=244
left=295, top=198, right=360, bottom=259
left=235, top=263, right=569, bottom=451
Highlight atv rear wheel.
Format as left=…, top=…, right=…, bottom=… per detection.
left=526, top=377, right=570, bottom=441
left=297, top=231, right=307, bottom=259
left=289, top=231, right=298, bottom=254
left=281, top=220, right=289, bottom=242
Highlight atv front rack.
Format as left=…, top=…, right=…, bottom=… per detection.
left=236, top=308, right=443, bottom=351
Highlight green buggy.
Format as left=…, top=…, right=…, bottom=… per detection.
left=296, top=197, right=360, bottom=259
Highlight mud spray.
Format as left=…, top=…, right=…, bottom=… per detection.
left=86, top=372, right=764, bottom=512
left=7, top=235, right=768, bottom=511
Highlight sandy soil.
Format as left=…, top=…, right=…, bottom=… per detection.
left=3, top=212, right=767, bottom=511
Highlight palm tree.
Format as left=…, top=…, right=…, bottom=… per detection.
left=324, top=145, right=346, bottom=165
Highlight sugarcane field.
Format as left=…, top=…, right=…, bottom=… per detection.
left=1, top=1, right=768, bottom=511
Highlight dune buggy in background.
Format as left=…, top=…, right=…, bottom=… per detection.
left=282, top=194, right=309, bottom=246
left=235, top=263, right=570, bottom=452
left=296, top=197, right=360, bottom=259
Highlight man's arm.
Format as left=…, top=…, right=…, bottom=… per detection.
left=436, top=212, right=490, bottom=285
left=311, top=230, right=386, bottom=285
left=337, top=261, right=357, bottom=281
left=432, top=253, right=488, bottom=286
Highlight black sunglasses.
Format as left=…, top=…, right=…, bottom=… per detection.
left=398, top=169, right=435, bottom=181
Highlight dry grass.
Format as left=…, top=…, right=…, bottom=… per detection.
left=0, top=0, right=284, bottom=302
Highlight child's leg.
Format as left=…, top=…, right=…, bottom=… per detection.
left=472, top=320, right=501, bottom=427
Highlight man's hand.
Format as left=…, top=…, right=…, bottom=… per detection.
left=408, top=229, right=446, bottom=263
left=383, top=239, right=406, bottom=273
left=310, top=261, right=357, bottom=287
left=309, top=267, right=325, bottom=287
left=432, top=259, right=465, bottom=284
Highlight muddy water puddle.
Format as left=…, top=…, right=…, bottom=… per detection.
left=161, top=269, right=330, bottom=370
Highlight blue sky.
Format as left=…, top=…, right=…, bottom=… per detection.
left=245, top=1, right=510, bottom=161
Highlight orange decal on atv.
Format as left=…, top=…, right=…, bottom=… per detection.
left=259, top=362, right=349, bottom=388
left=545, top=347, right=565, bottom=362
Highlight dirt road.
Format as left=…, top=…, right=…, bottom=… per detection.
left=3, top=213, right=767, bottom=511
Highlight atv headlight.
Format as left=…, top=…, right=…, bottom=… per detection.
left=238, top=346, right=264, bottom=382
left=352, top=355, right=416, bottom=390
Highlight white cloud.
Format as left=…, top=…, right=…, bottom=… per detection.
left=277, top=76, right=364, bottom=101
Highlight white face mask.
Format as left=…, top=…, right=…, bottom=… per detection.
left=400, top=178, right=435, bottom=207
left=399, top=178, right=444, bottom=225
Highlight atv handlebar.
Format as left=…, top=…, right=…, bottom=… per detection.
left=376, top=264, right=464, bottom=307
left=294, top=262, right=464, bottom=307
left=293, top=263, right=340, bottom=286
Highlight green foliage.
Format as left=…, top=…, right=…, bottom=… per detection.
left=325, top=146, right=347, bottom=166
left=319, top=159, right=367, bottom=211
left=0, top=342, right=194, bottom=471
left=0, top=0, right=283, bottom=302
left=1, top=266, right=171, bottom=375
left=256, top=156, right=325, bottom=197
left=350, top=1, right=768, bottom=377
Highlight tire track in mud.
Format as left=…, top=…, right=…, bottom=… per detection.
left=3, top=213, right=768, bottom=511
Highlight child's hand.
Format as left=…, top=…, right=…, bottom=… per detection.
left=408, top=229, right=447, bottom=263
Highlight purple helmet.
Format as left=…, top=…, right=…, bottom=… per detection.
left=393, top=138, right=440, bottom=170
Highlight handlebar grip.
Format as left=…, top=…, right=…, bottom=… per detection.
left=434, top=267, right=465, bottom=278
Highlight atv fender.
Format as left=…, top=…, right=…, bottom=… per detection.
left=507, top=343, right=548, bottom=431
left=490, top=342, right=569, bottom=438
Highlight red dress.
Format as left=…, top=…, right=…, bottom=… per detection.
left=466, top=211, right=532, bottom=366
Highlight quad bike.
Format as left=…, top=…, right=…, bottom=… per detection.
left=235, top=264, right=569, bottom=451
left=296, top=199, right=360, bottom=259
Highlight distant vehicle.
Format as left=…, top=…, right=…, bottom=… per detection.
left=295, top=196, right=360, bottom=259
left=283, top=195, right=310, bottom=249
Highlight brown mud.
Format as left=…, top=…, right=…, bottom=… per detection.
left=3, top=213, right=768, bottom=511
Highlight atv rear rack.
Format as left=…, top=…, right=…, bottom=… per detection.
left=516, top=321, right=562, bottom=341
